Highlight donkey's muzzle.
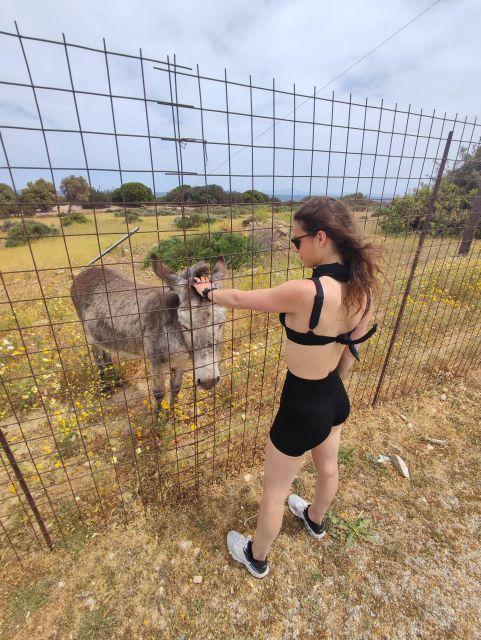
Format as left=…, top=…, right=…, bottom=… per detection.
left=197, top=376, right=220, bottom=390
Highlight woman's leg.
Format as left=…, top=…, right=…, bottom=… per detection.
left=251, top=436, right=304, bottom=561
left=308, top=424, right=342, bottom=524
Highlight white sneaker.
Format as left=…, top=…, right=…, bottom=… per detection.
left=288, top=494, right=326, bottom=539
left=226, top=530, right=270, bottom=579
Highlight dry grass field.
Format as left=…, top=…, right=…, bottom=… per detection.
left=0, top=368, right=479, bottom=639
left=0, top=205, right=480, bottom=638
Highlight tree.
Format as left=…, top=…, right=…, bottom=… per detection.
left=341, top=192, right=375, bottom=212
left=160, top=185, right=192, bottom=203
left=20, top=179, right=57, bottom=213
left=0, top=183, right=18, bottom=218
left=160, top=184, right=248, bottom=205
left=60, top=175, right=90, bottom=213
left=81, top=187, right=114, bottom=209
left=445, top=144, right=481, bottom=192
left=187, top=185, right=227, bottom=204
left=111, top=182, right=153, bottom=205
left=242, top=189, right=269, bottom=203
left=377, top=180, right=478, bottom=237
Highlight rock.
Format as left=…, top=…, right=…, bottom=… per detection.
left=425, top=437, right=450, bottom=446
left=390, top=454, right=410, bottom=478
left=374, top=455, right=391, bottom=464
left=178, top=540, right=193, bottom=551
left=244, top=473, right=251, bottom=482
left=440, top=393, right=447, bottom=401
left=193, top=575, right=203, bottom=584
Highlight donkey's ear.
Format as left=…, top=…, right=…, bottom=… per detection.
left=164, top=291, right=180, bottom=311
left=150, top=254, right=184, bottom=286
left=212, top=255, right=227, bottom=283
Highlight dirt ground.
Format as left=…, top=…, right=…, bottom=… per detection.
left=0, top=368, right=480, bottom=640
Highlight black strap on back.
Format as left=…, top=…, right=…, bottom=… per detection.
left=308, top=278, right=324, bottom=330
left=336, top=323, right=378, bottom=360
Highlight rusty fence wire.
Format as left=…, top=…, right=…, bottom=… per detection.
left=0, top=27, right=480, bottom=562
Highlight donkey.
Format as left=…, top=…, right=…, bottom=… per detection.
left=70, top=254, right=227, bottom=411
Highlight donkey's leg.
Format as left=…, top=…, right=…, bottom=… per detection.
left=150, top=358, right=168, bottom=412
left=92, top=344, right=122, bottom=393
left=101, top=349, right=123, bottom=388
left=91, top=344, right=115, bottom=393
left=169, top=368, right=184, bottom=407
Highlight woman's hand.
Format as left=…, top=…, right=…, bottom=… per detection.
left=191, top=275, right=212, bottom=297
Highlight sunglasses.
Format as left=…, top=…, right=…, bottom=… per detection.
left=290, top=231, right=322, bottom=250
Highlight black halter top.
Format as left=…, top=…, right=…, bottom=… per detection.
left=278, top=262, right=377, bottom=361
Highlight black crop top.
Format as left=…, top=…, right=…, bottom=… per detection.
left=279, top=262, right=377, bottom=361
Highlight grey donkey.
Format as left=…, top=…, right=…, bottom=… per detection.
left=71, top=254, right=227, bottom=411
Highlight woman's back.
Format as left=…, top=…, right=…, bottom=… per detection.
left=283, top=275, right=369, bottom=380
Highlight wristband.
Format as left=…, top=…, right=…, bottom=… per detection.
left=202, top=286, right=218, bottom=300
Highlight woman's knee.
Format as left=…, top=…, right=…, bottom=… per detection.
left=260, top=491, right=288, bottom=509
left=315, top=462, right=339, bottom=481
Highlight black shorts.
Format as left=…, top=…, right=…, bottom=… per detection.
left=269, top=369, right=350, bottom=457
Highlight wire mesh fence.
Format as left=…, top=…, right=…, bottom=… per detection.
left=0, top=27, right=480, bottom=562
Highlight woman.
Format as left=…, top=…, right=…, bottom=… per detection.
left=192, top=196, right=381, bottom=579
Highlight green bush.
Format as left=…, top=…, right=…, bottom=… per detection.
left=174, top=212, right=210, bottom=229
left=377, top=181, right=479, bottom=237
left=242, top=189, right=270, bottom=203
left=60, top=212, right=89, bottom=226
left=145, top=231, right=260, bottom=271
left=5, top=220, right=59, bottom=247
left=113, top=210, right=141, bottom=222
left=111, top=182, right=153, bottom=205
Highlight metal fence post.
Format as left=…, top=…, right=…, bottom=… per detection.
left=372, top=131, right=454, bottom=406
left=0, top=427, right=53, bottom=551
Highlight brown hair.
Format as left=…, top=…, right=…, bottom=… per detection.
left=294, top=197, right=382, bottom=315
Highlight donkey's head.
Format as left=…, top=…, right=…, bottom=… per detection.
left=150, top=253, right=227, bottom=390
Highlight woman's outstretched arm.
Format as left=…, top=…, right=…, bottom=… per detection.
left=191, top=276, right=311, bottom=313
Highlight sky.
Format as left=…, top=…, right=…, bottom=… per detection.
left=0, top=0, right=480, bottom=198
